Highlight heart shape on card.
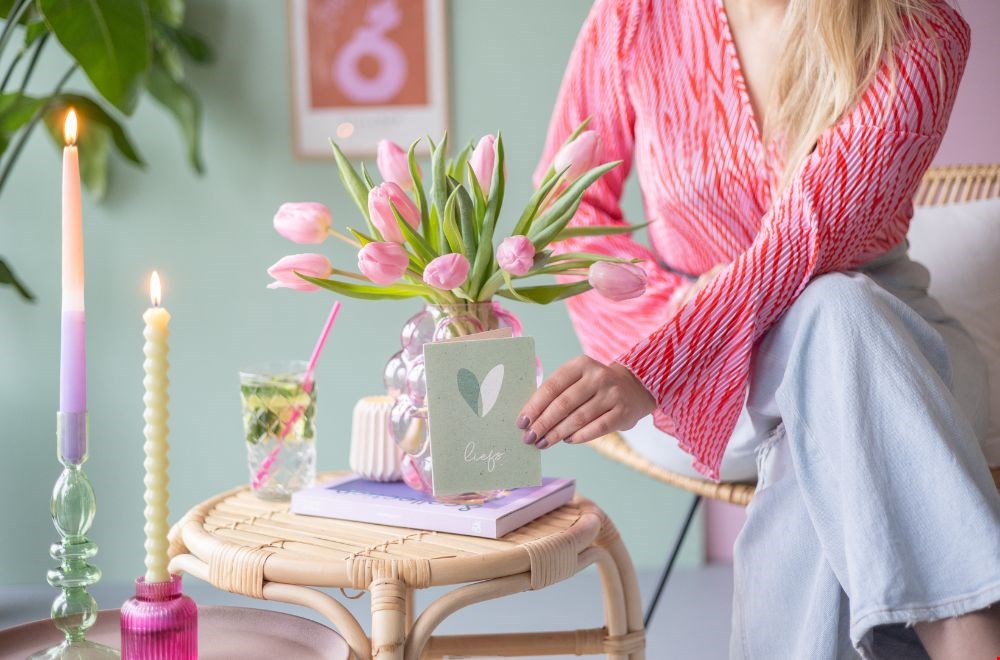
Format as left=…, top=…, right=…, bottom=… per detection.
left=456, top=364, right=505, bottom=417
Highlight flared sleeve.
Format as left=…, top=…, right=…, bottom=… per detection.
left=533, top=0, right=689, bottom=367
left=617, top=11, right=971, bottom=479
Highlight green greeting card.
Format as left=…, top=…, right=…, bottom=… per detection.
left=423, top=334, right=541, bottom=496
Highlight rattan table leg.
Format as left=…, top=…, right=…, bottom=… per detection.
left=586, top=546, right=630, bottom=660
left=406, top=546, right=637, bottom=659
left=405, top=573, right=532, bottom=658
left=598, top=527, right=646, bottom=660
left=404, top=588, right=415, bottom=634
left=371, top=577, right=407, bottom=660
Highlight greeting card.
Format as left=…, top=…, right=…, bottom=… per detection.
left=423, top=332, right=541, bottom=495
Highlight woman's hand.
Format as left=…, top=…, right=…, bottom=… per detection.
left=517, top=356, right=656, bottom=449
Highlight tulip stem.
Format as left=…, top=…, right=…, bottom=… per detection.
left=328, top=227, right=361, bottom=248
left=330, top=267, right=369, bottom=282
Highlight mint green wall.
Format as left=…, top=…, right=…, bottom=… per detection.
left=0, top=0, right=701, bottom=586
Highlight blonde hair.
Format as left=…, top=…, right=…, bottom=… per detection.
left=766, top=0, right=934, bottom=186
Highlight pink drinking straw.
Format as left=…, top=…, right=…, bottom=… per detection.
left=252, top=300, right=341, bottom=490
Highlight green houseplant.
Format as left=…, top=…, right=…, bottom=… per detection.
left=0, top=0, right=212, bottom=301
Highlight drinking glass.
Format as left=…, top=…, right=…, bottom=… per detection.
left=239, top=360, right=316, bottom=500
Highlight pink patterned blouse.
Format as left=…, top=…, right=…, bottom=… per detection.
left=536, top=0, right=970, bottom=479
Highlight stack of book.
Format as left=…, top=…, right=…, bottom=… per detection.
left=291, top=474, right=576, bottom=539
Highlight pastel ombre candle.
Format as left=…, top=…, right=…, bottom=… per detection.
left=142, top=271, right=171, bottom=583
left=60, top=110, right=86, bottom=462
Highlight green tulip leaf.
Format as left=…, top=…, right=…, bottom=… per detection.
left=406, top=137, right=429, bottom=233
left=563, top=117, right=592, bottom=146
left=530, top=196, right=583, bottom=250
left=536, top=118, right=593, bottom=185
left=455, top=183, right=477, bottom=259
left=441, top=188, right=464, bottom=255
left=524, top=259, right=598, bottom=276
left=529, top=160, right=620, bottom=237
left=466, top=161, right=486, bottom=232
left=429, top=132, right=448, bottom=251
left=360, top=161, right=376, bottom=189
left=511, top=164, right=570, bottom=237
left=348, top=227, right=375, bottom=246
left=38, top=0, right=152, bottom=115
left=297, top=274, right=430, bottom=300
left=330, top=139, right=377, bottom=235
left=495, top=280, right=592, bottom=304
left=391, top=202, right=435, bottom=264
left=553, top=221, right=652, bottom=241
left=549, top=251, right=640, bottom=264
left=500, top=270, right=532, bottom=303
left=469, top=133, right=505, bottom=296
left=448, top=140, right=472, bottom=180
left=0, top=256, right=34, bottom=301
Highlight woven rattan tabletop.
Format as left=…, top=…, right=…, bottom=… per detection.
left=168, top=472, right=611, bottom=591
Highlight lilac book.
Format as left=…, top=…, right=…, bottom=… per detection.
left=291, top=474, right=576, bottom=539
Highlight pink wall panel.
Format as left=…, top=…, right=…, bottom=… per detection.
left=934, top=0, right=1000, bottom=165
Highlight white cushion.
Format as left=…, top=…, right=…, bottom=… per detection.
left=907, top=198, right=1000, bottom=465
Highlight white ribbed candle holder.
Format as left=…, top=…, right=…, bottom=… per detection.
left=349, top=396, right=403, bottom=482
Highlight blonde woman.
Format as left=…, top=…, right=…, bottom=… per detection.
left=519, top=0, right=1000, bottom=656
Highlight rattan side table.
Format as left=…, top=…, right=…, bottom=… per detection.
left=167, top=473, right=645, bottom=660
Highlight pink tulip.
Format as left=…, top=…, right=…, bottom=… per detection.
left=368, top=182, right=420, bottom=243
left=469, top=134, right=497, bottom=196
left=273, top=202, right=331, bottom=244
left=496, top=235, right=536, bottom=276
left=588, top=261, right=647, bottom=301
left=358, top=241, right=410, bottom=285
left=554, top=130, right=603, bottom=182
left=267, top=253, right=333, bottom=292
left=377, top=139, right=417, bottom=191
left=423, top=253, right=470, bottom=290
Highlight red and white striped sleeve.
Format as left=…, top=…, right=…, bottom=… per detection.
left=533, top=0, right=688, bottom=367
left=618, top=11, right=971, bottom=479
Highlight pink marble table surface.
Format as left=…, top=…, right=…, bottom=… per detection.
left=0, top=605, right=350, bottom=659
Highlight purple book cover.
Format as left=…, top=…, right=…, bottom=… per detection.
left=291, top=475, right=576, bottom=538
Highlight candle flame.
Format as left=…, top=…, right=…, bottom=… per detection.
left=64, top=109, right=78, bottom=146
left=150, top=271, right=162, bottom=307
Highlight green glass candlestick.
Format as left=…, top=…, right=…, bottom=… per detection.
left=29, top=412, right=120, bottom=659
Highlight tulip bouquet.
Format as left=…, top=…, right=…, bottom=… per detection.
left=267, top=121, right=649, bottom=305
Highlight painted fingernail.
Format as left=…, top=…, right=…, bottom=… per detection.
left=516, top=415, right=530, bottom=429
left=536, top=438, right=549, bottom=449
left=523, top=430, right=537, bottom=444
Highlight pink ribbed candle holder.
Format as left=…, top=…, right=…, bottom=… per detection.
left=120, top=574, right=197, bottom=659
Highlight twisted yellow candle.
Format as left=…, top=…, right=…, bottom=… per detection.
left=142, top=271, right=171, bottom=583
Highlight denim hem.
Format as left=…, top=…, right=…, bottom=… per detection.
left=851, top=579, right=1000, bottom=659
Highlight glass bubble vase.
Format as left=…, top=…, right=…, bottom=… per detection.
left=384, top=301, right=538, bottom=504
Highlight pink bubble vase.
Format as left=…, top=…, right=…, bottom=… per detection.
left=119, top=574, right=197, bottom=659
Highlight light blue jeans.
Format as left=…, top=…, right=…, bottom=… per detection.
left=625, top=245, right=1000, bottom=659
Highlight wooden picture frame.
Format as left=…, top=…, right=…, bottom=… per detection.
left=288, top=0, right=449, bottom=158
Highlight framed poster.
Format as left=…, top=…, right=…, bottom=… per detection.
left=288, top=0, right=449, bottom=158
